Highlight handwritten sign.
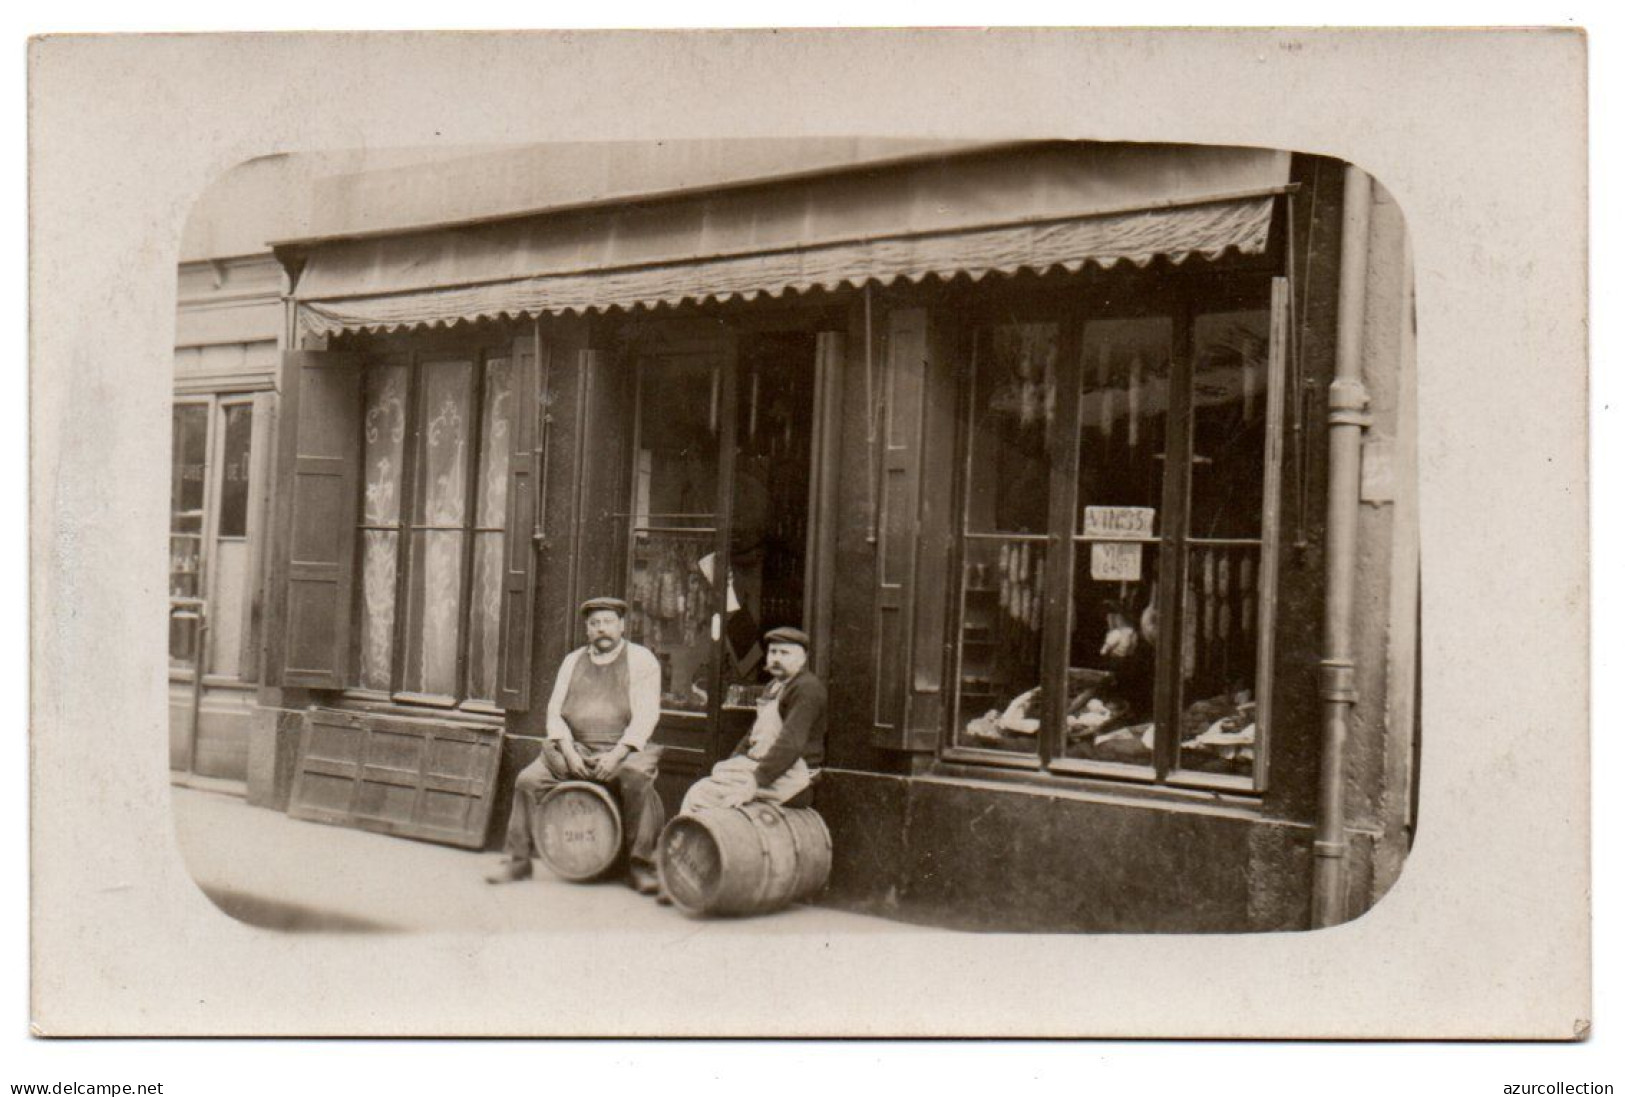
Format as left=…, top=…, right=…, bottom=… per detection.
left=1083, top=506, right=1155, bottom=541
left=1090, top=542, right=1143, bottom=582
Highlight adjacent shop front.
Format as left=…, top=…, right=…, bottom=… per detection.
left=257, top=140, right=1417, bottom=931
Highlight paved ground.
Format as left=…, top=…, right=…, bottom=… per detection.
left=171, top=784, right=926, bottom=936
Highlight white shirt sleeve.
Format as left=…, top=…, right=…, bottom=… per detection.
left=545, top=649, right=582, bottom=741
left=618, top=644, right=663, bottom=751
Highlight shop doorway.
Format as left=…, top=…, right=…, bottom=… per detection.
left=169, top=392, right=270, bottom=783
left=623, top=328, right=822, bottom=808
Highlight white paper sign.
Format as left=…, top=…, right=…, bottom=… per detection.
left=1090, top=541, right=1143, bottom=582
left=1083, top=505, right=1156, bottom=540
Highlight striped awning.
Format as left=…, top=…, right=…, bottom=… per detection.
left=286, top=143, right=1290, bottom=337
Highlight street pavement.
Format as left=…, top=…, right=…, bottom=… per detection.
left=171, top=784, right=926, bottom=936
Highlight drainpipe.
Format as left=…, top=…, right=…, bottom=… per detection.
left=1312, top=165, right=1373, bottom=929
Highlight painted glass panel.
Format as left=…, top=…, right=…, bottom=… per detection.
left=474, top=357, right=512, bottom=528
left=356, top=364, right=408, bottom=691
left=465, top=532, right=504, bottom=702
left=402, top=360, right=472, bottom=697
left=362, top=365, right=408, bottom=525
left=464, top=357, right=513, bottom=702
left=357, top=530, right=398, bottom=691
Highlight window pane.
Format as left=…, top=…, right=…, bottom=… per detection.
left=356, top=364, right=409, bottom=690
left=1190, top=309, right=1270, bottom=539
left=953, top=538, right=1045, bottom=756
left=414, top=360, right=473, bottom=527
left=629, top=532, right=717, bottom=712
left=362, top=364, right=408, bottom=525
left=465, top=532, right=504, bottom=702
left=169, top=404, right=208, bottom=664
left=217, top=403, right=253, bottom=537
left=357, top=529, right=399, bottom=691
left=461, top=358, right=514, bottom=704
left=403, top=529, right=466, bottom=696
left=1174, top=544, right=1260, bottom=779
left=171, top=403, right=208, bottom=521
left=964, top=324, right=1057, bottom=536
left=1063, top=545, right=1161, bottom=765
left=474, top=358, right=513, bottom=529
left=631, top=357, right=720, bottom=533
left=1075, top=315, right=1171, bottom=525
left=402, top=360, right=473, bottom=696
left=628, top=357, right=724, bottom=712
left=1061, top=314, right=1173, bottom=765
left=1174, top=304, right=1271, bottom=779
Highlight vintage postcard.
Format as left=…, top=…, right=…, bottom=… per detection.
left=28, top=28, right=1588, bottom=1038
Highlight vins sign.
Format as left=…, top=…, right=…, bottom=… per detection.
left=1082, top=506, right=1156, bottom=540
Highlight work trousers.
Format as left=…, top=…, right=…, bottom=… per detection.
left=504, top=742, right=665, bottom=871
left=680, top=755, right=811, bottom=814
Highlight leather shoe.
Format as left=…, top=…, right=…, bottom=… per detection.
left=485, top=859, right=533, bottom=885
left=627, top=864, right=660, bottom=895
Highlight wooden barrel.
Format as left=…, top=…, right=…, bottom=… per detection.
left=533, top=781, right=623, bottom=882
left=656, top=803, right=832, bottom=916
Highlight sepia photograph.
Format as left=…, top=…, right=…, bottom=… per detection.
left=26, top=25, right=1593, bottom=1054
left=169, top=137, right=1417, bottom=935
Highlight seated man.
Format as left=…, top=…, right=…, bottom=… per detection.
left=681, top=627, right=826, bottom=814
left=486, top=596, right=665, bottom=894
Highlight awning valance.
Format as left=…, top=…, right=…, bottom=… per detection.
left=289, top=143, right=1290, bottom=337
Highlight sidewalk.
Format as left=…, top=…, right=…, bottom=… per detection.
left=172, top=785, right=926, bottom=936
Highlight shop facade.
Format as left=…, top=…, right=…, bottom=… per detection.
left=247, top=140, right=1417, bottom=931
left=170, top=234, right=283, bottom=786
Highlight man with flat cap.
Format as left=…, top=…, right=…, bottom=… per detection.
left=681, top=626, right=827, bottom=814
left=487, top=596, right=666, bottom=894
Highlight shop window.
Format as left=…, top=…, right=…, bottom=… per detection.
left=955, top=323, right=1056, bottom=758
left=626, top=335, right=818, bottom=719
left=949, top=279, right=1285, bottom=790
left=353, top=353, right=512, bottom=705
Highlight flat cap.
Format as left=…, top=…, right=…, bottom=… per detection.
left=579, top=596, right=629, bottom=617
left=763, top=626, right=811, bottom=648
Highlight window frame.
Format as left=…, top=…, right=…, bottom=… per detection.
left=169, top=395, right=215, bottom=675
left=344, top=342, right=513, bottom=714
left=940, top=271, right=1287, bottom=795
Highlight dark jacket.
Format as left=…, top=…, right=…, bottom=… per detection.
left=734, top=670, right=827, bottom=786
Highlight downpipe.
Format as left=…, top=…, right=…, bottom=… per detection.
left=1312, top=165, right=1373, bottom=929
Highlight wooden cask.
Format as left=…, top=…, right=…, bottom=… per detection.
left=533, top=781, right=623, bottom=882
left=657, top=803, right=833, bottom=916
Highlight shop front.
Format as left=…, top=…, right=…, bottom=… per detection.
left=170, top=252, right=282, bottom=787
left=259, top=140, right=1417, bottom=931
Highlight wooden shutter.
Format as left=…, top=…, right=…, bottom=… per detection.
left=571, top=348, right=634, bottom=606
left=271, top=350, right=362, bottom=688
left=1250, top=276, right=1291, bottom=790
left=872, top=308, right=954, bottom=751
left=289, top=707, right=502, bottom=849
left=496, top=330, right=543, bottom=710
